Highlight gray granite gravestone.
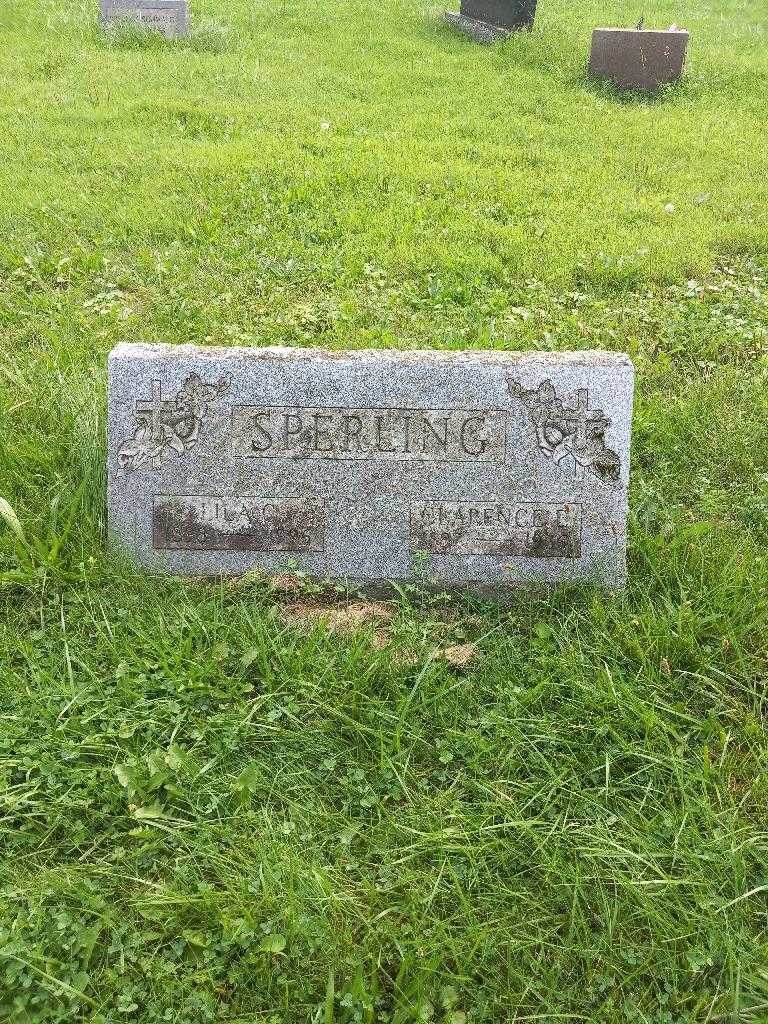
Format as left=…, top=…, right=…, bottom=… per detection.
left=445, top=0, right=536, bottom=43
left=108, top=343, right=634, bottom=592
left=100, top=0, right=189, bottom=38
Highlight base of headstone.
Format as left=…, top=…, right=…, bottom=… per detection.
left=588, top=28, right=689, bottom=93
left=444, top=12, right=511, bottom=44
left=100, top=0, right=190, bottom=39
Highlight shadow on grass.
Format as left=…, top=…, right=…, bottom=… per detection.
left=97, top=18, right=230, bottom=54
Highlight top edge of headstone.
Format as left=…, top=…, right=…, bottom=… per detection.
left=104, top=0, right=188, bottom=6
left=109, top=342, right=633, bottom=370
left=593, top=26, right=689, bottom=35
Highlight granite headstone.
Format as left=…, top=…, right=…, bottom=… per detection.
left=589, top=28, right=689, bottom=92
left=445, top=0, right=536, bottom=43
left=100, top=0, right=189, bottom=38
left=108, top=343, right=634, bottom=592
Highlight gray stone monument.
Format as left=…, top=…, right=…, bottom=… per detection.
left=108, top=343, right=634, bottom=592
left=100, top=0, right=189, bottom=38
left=445, top=0, right=536, bottom=43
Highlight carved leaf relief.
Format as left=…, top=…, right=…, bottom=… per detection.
left=117, top=373, right=232, bottom=474
left=508, top=377, right=621, bottom=483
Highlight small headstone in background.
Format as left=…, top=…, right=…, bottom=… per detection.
left=108, top=343, right=634, bottom=594
left=100, top=0, right=189, bottom=39
left=445, top=0, right=536, bottom=43
left=588, top=27, right=689, bottom=92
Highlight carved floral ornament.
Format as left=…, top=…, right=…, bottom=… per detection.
left=507, top=376, right=621, bottom=483
left=117, top=373, right=232, bottom=474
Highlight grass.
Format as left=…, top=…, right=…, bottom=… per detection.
left=1, top=0, right=768, bottom=1020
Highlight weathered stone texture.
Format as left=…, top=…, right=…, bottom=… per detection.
left=108, top=343, right=634, bottom=591
left=589, top=28, right=689, bottom=92
left=100, top=0, right=189, bottom=38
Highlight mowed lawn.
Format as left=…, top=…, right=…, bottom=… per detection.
left=1, top=0, right=768, bottom=1020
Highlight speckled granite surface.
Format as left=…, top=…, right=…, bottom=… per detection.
left=108, top=343, right=634, bottom=592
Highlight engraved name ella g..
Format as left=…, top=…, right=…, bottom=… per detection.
left=152, top=495, right=324, bottom=553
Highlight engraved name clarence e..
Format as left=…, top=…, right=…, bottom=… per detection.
left=411, top=501, right=582, bottom=558
left=231, top=406, right=507, bottom=462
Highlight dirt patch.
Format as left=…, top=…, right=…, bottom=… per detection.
left=440, top=643, right=478, bottom=669
left=269, top=573, right=312, bottom=594
left=279, top=599, right=396, bottom=632
left=370, top=629, right=421, bottom=667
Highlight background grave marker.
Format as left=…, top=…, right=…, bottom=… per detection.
left=100, top=0, right=189, bottom=38
left=588, top=27, right=689, bottom=92
left=445, top=0, right=536, bottom=42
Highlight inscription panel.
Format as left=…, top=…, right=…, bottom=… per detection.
left=153, top=495, right=324, bottom=552
left=231, top=406, right=507, bottom=463
left=411, top=501, right=582, bottom=557
left=135, top=9, right=179, bottom=32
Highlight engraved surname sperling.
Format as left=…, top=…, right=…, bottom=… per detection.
left=231, top=407, right=506, bottom=462
left=153, top=495, right=324, bottom=552
left=410, top=501, right=582, bottom=558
